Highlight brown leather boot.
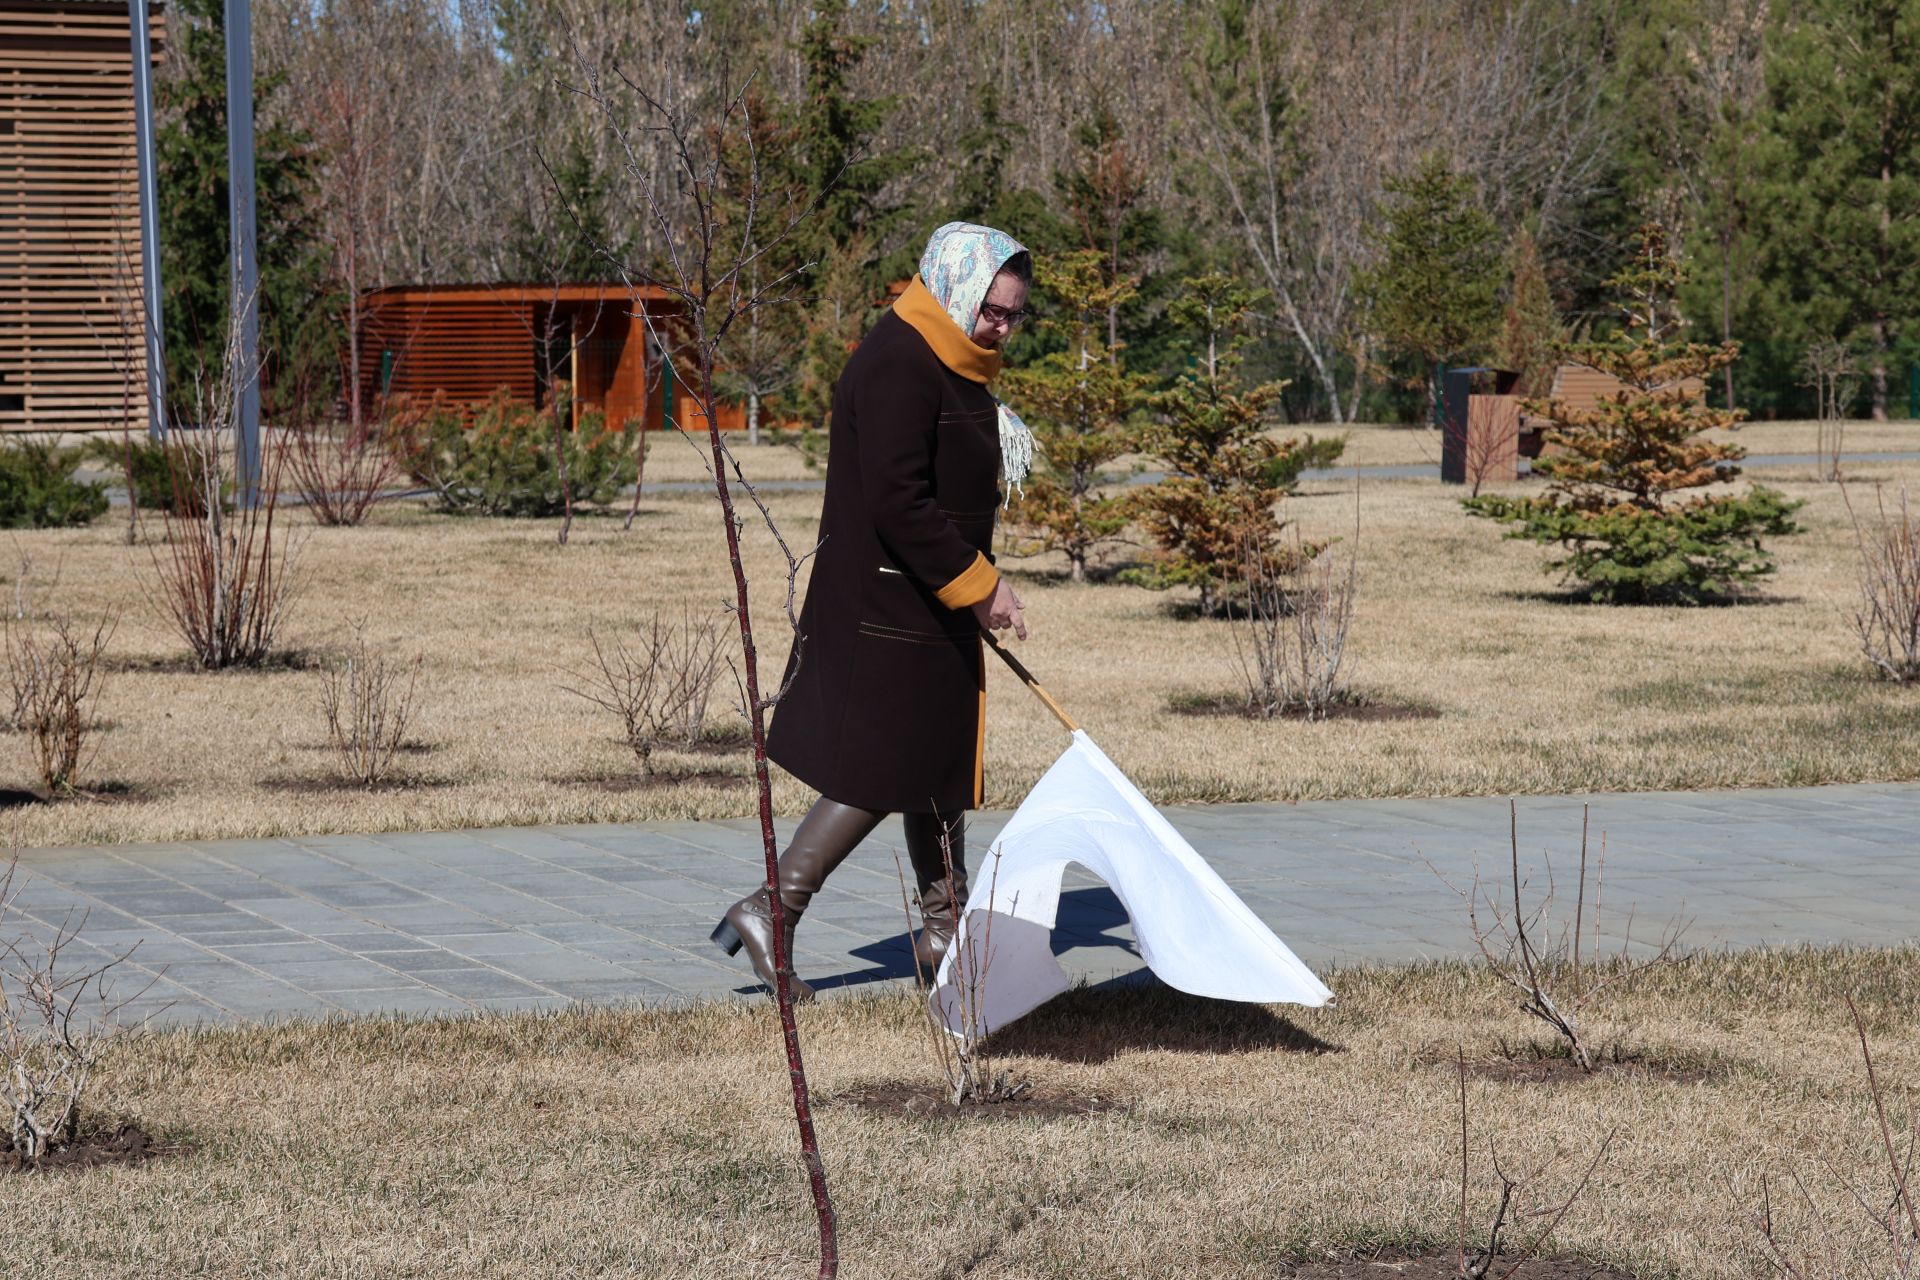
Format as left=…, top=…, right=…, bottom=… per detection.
left=711, top=798, right=884, bottom=1000
left=905, top=812, right=968, bottom=976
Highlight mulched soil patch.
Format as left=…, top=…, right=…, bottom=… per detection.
left=261, top=774, right=459, bottom=795
left=108, top=649, right=330, bottom=675
left=556, top=769, right=748, bottom=792
left=0, top=1124, right=189, bottom=1176
left=677, top=726, right=753, bottom=756
left=830, top=1080, right=1124, bottom=1121
left=0, top=780, right=152, bottom=808
left=1431, top=1042, right=1725, bottom=1086
left=1284, top=1249, right=1647, bottom=1278
left=1168, top=692, right=1441, bottom=723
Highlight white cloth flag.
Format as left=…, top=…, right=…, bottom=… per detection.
left=930, top=731, right=1334, bottom=1038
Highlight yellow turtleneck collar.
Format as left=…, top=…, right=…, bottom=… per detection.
left=892, top=274, right=1002, bottom=384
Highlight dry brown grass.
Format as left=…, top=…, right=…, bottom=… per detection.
left=1, top=946, right=1910, bottom=1278
left=2, top=454, right=1916, bottom=847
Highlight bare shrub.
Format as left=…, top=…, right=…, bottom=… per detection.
left=1235, top=527, right=1358, bottom=720
left=1437, top=803, right=1689, bottom=1073
left=317, top=628, right=422, bottom=787
left=148, top=293, right=305, bottom=670
left=4, top=614, right=116, bottom=795
left=1804, top=338, right=1860, bottom=483
left=0, top=858, right=153, bottom=1164
left=1845, top=483, right=1920, bottom=683
left=286, top=417, right=398, bottom=528
left=1453, top=1048, right=1618, bottom=1278
left=559, top=611, right=726, bottom=773
left=898, top=841, right=1027, bottom=1107
left=1757, top=998, right=1920, bottom=1279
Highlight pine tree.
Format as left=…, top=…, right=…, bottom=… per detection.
left=952, top=81, right=1059, bottom=248
left=784, top=8, right=920, bottom=429
left=1465, top=223, right=1801, bottom=602
left=1000, top=251, right=1155, bottom=583
left=1499, top=225, right=1564, bottom=399
left=157, top=0, right=326, bottom=410
left=1354, top=154, right=1504, bottom=424
left=1055, top=106, right=1159, bottom=352
left=1130, top=273, right=1321, bottom=618
left=507, top=127, right=627, bottom=284
left=1754, top=0, right=1920, bottom=420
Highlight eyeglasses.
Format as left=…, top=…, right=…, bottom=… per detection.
left=978, top=302, right=1032, bottom=330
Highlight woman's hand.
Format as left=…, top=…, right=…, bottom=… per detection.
left=972, top=579, right=1027, bottom=640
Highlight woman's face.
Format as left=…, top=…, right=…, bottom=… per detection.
left=970, top=268, right=1031, bottom=349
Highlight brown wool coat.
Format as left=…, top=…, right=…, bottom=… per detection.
left=766, top=287, right=1004, bottom=815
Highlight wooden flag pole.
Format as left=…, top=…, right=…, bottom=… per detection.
left=982, top=629, right=1080, bottom=735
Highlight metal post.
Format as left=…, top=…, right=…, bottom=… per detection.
left=224, top=0, right=261, bottom=506
left=129, top=0, right=166, bottom=438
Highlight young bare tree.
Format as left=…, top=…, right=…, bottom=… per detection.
left=1845, top=483, right=1920, bottom=684
left=5, top=613, right=116, bottom=795
left=568, top=57, right=839, bottom=1275
left=1804, top=338, right=1860, bottom=483
left=559, top=612, right=726, bottom=775
left=147, top=288, right=305, bottom=670
left=316, top=625, right=422, bottom=788
left=1, top=858, right=154, bottom=1164
left=1438, top=803, right=1689, bottom=1073
left=1756, top=998, right=1920, bottom=1280
left=1235, top=528, right=1358, bottom=721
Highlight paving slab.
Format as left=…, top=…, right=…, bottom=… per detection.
left=4, top=782, right=1915, bottom=1029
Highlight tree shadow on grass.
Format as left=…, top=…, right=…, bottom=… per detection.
left=1494, top=585, right=1802, bottom=608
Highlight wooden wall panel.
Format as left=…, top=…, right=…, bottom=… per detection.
left=357, top=285, right=728, bottom=433
left=1, top=1, right=164, bottom=431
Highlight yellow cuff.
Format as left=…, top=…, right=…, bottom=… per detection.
left=935, top=552, right=1000, bottom=610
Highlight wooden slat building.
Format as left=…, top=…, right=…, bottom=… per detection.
left=1, top=0, right=163, bottom=431
left=357, top=283, right=747, bottom=433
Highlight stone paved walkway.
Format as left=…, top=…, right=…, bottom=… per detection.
left=3, top=783, right=1914, bottom=1028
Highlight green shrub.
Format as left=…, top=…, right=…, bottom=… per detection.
left=83, top=435, right=213, bottom=516
left=0, top=438, right=108, bottom=529
left=1463, top=487, right=1802, bottom=603
left=387, top=389, right=641, bottom=518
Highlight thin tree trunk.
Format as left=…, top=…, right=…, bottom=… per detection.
left=693, top=369, right=838, bottom=1277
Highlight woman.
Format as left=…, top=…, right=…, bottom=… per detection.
left=712, top=222, right=1034, bottom=1001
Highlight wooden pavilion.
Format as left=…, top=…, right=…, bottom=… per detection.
left=1, top=0, right=165, bottom=432
left=356, top=283, right=745, bottom=433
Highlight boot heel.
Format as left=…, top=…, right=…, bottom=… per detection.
left=711, top=917, right=744, bottom=957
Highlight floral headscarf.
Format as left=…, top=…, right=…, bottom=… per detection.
left=919, top=221, right=1029, bottom=338
left=916, top=221, right=1037, bottom=501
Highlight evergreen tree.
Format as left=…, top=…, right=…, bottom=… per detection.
left=1130, top=273, right=1322, bottom=618
left=1498, top=225, right=1564, bottom=399
left=507, top=126, right=627, bottom=284
left=1000, top=251, right=1155, bottom=583
left=952, top=81, right=1059, bottom=248
left=710, top=88, right=811, bottom=442
left=1753, top=0, right=1920, bottom=420
left=1353, top=154, right=1504, bottom=424
left=1055, top=106, right=1160, bottom=352
left=1465, top=224, right=1801, bottom=603
left=157, top=0, right=326, bottom=412
left=785, top=7, right=921, bottom=428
